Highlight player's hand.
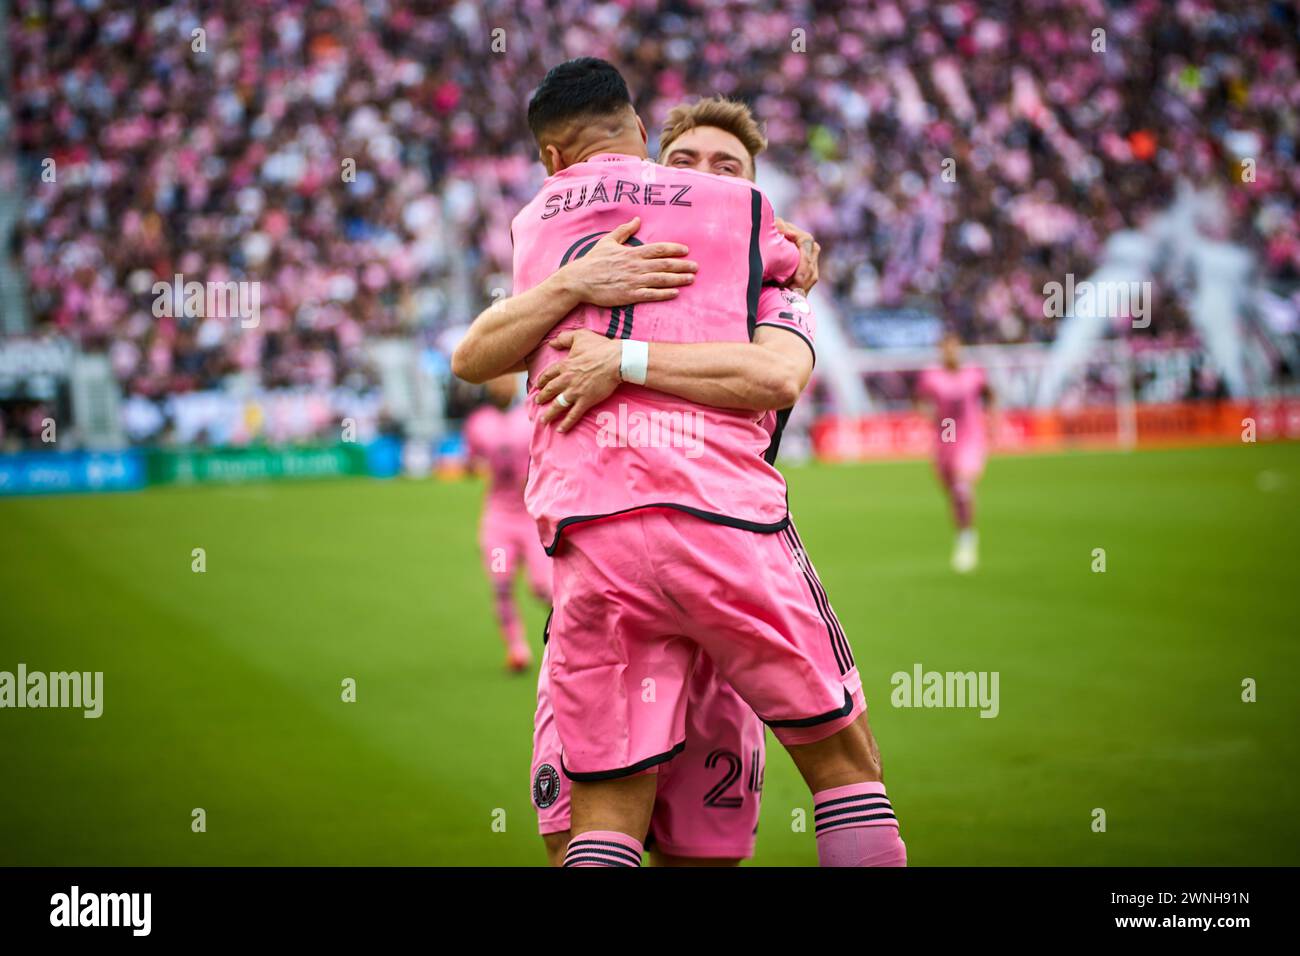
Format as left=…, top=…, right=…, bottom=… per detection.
left=560, top=217, right=697, bottom=307
left=776, top=217, right=820, bottom=292
left=534, top=330, right=622, bottom=432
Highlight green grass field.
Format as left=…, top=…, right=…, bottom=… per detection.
left=1, top=443, right=1297, bottom=866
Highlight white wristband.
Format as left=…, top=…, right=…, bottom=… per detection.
left=620, top=339, right=649, bottom=385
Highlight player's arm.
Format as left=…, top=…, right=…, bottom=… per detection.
left=981, top=378, right=999, bottom=443
left=648, top=328, right=812, bottom=410
left=775, top=217, right=820, bottom=292
left=756, top=192, right=806, bottom=289
left=450, top=218, right=697, bottom=384
left=533, top=328, right=812, bottom=431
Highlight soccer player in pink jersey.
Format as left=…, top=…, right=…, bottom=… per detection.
left=462, top=372, right=551, bottom=672
left=526, top=98, right=816, bottom=866
left=915, top=331, right=997, bottom=573
left=455, top=59, right=905, bottom=868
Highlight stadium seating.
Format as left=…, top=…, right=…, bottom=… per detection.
left=5, top=0, right=1298, bottom=443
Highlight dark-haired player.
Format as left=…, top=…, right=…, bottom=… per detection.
left=525, top=97, right=816, bottom=866
left=454, top=59, right=905, bottom=868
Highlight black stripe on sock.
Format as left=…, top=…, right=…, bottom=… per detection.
left=815, top=792, right=891, bottom=811
left=563, top=855, right=637, bottom=867
left=815, top=812, right=898, bottom=832
left=561, top=858, right=642, bottom=868
left=565, top=839, right=643, bottom=865
left=815, top=801, right=894, bottom=821
left=564, top=842, right=644, bottom=868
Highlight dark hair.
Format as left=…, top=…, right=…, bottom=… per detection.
left=526, top=57, right=632, bottom=141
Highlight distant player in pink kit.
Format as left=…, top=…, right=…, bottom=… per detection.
left=915, top=331, right=996, bottom=573
left=462, top=373, right=551, bottom=671
left=455, top=60, right=906, bottom=869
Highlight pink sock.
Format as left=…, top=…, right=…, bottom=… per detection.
left=951, top=480, right=974, bottom=528
left=563, top=831, right=643, bottom=868
left=814, top=782, right=907, bottom=867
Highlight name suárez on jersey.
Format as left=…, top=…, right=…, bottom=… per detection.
left=540, top=180, right=693, bottom=220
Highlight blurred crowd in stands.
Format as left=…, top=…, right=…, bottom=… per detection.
left=7, top=0, right=1299, bottom=414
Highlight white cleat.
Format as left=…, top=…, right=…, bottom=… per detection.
left=951, top=529, right=979, bottom=574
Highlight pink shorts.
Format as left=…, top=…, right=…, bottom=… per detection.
left=480, top=502, right=551, bottom=601
left=532, top=644, right=766, bottom=858
left=935, top=448, right=986, bottom=485
left=546, top=508, right=864, bottom=779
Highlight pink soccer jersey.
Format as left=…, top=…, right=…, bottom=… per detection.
left=462, top=402, right=532, bottom=513
left=916, top=364, right=988, bottom=474
left=510, top=153, right=802, bottom=552
left=529, top=285, right=814, bottom=845
left=754, top=285, right=816, bottom=356
left=464, top=401, right=551, bottom=604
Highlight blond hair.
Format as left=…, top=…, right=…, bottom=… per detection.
left=658, top=97, right=767, bottom=169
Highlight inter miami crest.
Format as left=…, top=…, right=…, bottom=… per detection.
left=533, top=764, right=561, bottom=809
